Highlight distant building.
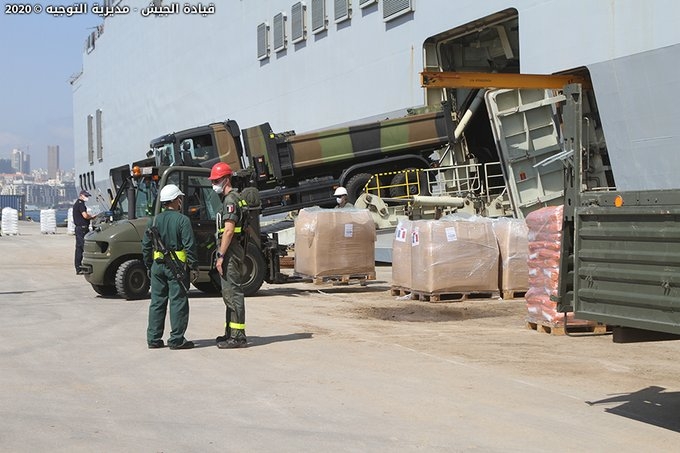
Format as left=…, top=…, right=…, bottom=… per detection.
left=11, top=149, right=30, bottom=174
left=48, top=145, right=60, bottom=179
left=0, top=158, right=13, bottom=173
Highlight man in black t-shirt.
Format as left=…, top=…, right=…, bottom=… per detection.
left=73, top=189, right=94, bottom=274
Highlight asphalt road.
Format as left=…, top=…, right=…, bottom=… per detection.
left=1, top=223, right=679, bottom=452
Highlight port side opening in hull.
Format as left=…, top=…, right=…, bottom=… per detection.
left=423, top=10, right=612, bottom=217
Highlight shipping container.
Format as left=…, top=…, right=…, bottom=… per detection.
left=0, top=195, right=26, bottom=220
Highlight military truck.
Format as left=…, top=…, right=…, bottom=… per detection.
left=553, top=84, right=680, bottom=343
left=150, top=105, right=455, bottom=216
left=80, top=106, right=458, bottom=300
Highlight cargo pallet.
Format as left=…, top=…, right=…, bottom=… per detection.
left=410, top=290, right=500, bottom=303
left=279, top=256, right=295, bottom=268
left=312, top=273, right=376, bottom=286
left=501, top=289, right=527, bottom=300
left=526, top=320, right=609, bottom=336
left=390, top=286, right=412, bottom=297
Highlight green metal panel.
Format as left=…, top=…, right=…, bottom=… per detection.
left=573, top=190, right=680, bottom=334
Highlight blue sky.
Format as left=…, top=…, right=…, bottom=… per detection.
left=0, top=2, right=102, bottom=171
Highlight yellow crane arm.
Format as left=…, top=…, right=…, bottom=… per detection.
left=420, top=71, right=591, bottom=90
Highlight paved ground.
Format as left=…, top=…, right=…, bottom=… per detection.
left=1, top=222, right=680, bottom=452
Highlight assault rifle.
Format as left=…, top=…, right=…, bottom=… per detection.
left=147, top=225, right=190, bottom=296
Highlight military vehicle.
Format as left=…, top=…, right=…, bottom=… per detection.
left=146, top=104, right=456, bottom=217
left=79, top=154, right=308, bottom=299
left=79, top=106, right=459, bottom=300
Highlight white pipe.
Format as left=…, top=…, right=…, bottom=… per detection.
left=454, top=90, right=486, bottom=140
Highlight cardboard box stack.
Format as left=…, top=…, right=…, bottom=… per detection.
left=294, top=207, right=376, bottom=278
left=492, top=217, right=529, bottom=297
left=410, top=216, right=499, bottom=294
left=525, top=205, right=592, bottom=326
left=391, top=220, right=414, bottom=290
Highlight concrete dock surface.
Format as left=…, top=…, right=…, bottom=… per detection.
left=1, top=222, right=680, bottom=452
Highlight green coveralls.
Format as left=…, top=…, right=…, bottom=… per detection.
left=142, top=209, right=197, bottom=348
left=218, top=190, right=247, bottom=342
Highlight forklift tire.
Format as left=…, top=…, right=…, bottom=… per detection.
left=193, top=277, right=220, bottom=294
left=242, top=242, right=266, bottom=297
left=115, top=259, right=150, bottom=300
left=193, top=245, right=265, bottom=297
left=91, top=284, right=118, bottom=297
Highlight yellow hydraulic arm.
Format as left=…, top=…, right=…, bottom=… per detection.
left=420, top=71, right=591, bottom=89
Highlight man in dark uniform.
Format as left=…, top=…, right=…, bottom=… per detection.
left=142, top=184, right=198, bottom=350
left=73, top=189, right=94, bottom=274
left=209, top=162, right=248, bottom=349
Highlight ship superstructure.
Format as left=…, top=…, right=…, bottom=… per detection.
left=73, top=0, right=680, bottom=196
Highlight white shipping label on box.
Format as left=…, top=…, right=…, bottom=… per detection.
left=395, top=226, right=407, bottom=242
left=445, top=226, right=458, bottom=242
left=344, top=223, right=354, bottom=238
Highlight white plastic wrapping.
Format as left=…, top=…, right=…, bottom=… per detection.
left=391, top=220, right=414, bottom=289
left=525, top=205, right=593, bottom=326
left=1, top=207, right=19, bottom=235
left=410, top=215, right=499, bottom=294
left=294, top=207, right=376, bottom=278
left=492, top=217, right=529, bottom=292
left=67, top=207, right=75, bottom=235
left=40, top=209, right=57, bottom=234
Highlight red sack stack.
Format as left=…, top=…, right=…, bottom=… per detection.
left=524, top=205, right=593, bottom=327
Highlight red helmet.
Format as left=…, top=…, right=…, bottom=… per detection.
left=209, top=162, right=232, bottom=180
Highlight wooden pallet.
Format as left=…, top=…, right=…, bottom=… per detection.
left=526, top=321, right=609, bottom=336
left=279, top=256, right=295, bottom=268
left=410, top=290, right=500, bottom=303
left=313, top=273, right=377, bottom=286
left=502, top=289, right=527, bottom=300
left=390, top=286, right=412, bottom=297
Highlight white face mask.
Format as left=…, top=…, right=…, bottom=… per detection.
left=212, top=181, right=225, bottom=193
left=336, top=197, right=343, bottom=205
left=83, top=196, right=89, bottom=202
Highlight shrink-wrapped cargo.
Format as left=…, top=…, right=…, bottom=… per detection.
left=1, top=207, right=19, bottom=235
left=391, top=220, right=414, bottom=289
left=411, top=216, right=499, bottom=294
left=67, top=207, right=75, bottom=235
left=294, top=208, right=376, bottom=278
left=492, top=217, right=529, bottom=294
left=40, top=209, right=57, bottom=234
left=525, top=205, right=593, bottom=326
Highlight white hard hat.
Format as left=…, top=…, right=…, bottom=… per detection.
left=333, top=187, right=348, bottom=196
left=160, top=184, right=184, bottom=202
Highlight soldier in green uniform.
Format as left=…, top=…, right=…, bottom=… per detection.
left=142, top=184, right=198, bottom=350
left=209, top=162, right=248, bottom=349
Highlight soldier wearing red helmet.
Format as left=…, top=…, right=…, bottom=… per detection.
left=209, top=161, right=248, bottom=348
left=209, top=162, right=232, bottom=181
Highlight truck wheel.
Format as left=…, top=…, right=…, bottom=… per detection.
left=389, top=169, right=428, bottom=198
left=91, top=284, right=118, bottom=297
left=115, top=259, right=150, bottom=300
left=346, top=173, right=373, bottom=203
left=242, top=242, right=266, bottom=296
